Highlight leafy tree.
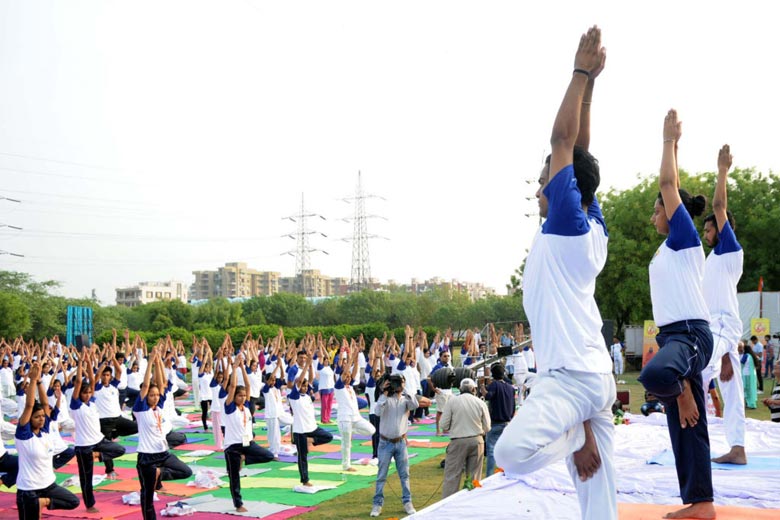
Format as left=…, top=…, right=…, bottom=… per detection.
left=193, top=298, right=245, bottom=329
left=0, top=292, right=31, bottom=337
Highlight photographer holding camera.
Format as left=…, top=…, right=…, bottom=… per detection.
left=369, top=373, right=419, bottom=518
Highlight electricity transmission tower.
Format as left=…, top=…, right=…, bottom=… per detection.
left=342, top=172, right=387, bottom=292
left=282, top=194, right=327, bottom=296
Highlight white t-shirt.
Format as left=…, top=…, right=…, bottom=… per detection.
left=210, top=379, right=227, bottom=413
left=509, top=352, right=528, bottom=373
left=334, top=378, right=361, bottom=422
left=70, top=397, right=104, bottom=446
left=133, top=395, right=169, bottom=454
left=649, top=205, right=709, bottom=327
left=223, top=401, right=253, bottom=448
left=704, top=221, right=743, bottom=345
left=15, top=417, right=56, bottom=490
left=357, top=352, right=368, bottom=383
left=198, top=372, right=213, bottom=402
left=262, top=380, right=284, bottom=419
left=288, top=386, right=317, bottom=434
left=610, top=343, right=623, bottom=360
left=522, top=165, right=612, bottom=374
left=127, top=371, right=142, bottom=392
left=94, top=379, right=121, bottom=418
left=247, top=368, right=263, bottom=399
left=317, top=364, right=335, bottom=392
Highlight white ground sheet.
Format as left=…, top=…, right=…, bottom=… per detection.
left=410, top=413, right=780, bottom=519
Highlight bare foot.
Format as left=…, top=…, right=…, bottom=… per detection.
left=572, top=420, right=601, bottom=481
left=719, top=354, right=734, bottom=382
left=236, top=506, right=248, bottom=512
left=344, top=467, right=358, bottom=472
left=86, top=506, right=99, bottom=513
left=712, top=446, right=747, bottom=465
left=107, top=471, right=119, bottom=480
left=663, top=502, right=716, bottom=519
left=677, top=379, right=699, bottom=429
left=92, top=452, right=101, bottom=463
left=39, top=497, right=51, bottom=510
left=303, top=481, right=314, bottom=487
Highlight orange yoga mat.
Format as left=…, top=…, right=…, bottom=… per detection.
left=97, top=480, right=208, bottom=497
left=618, top=503, right=780, bottom=519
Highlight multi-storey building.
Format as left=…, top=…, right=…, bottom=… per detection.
left=116, top=281, right=189, bottom=307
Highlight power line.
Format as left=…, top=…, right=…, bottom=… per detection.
left=0, top=150, right=129, bottom=172
left=0, top=165, right=140, bottom=186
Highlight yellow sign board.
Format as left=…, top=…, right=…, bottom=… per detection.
left=642, top=320, right=658, bottom=368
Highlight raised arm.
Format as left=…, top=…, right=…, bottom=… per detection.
left=574, top=48, right=606, bottom=151
left=549, top=26, right=605, bottom=181
left=225, top=356, right=241, bottom=406
left=19, top=362, right=42, bottom=427
left=713, top=144, right=732, bottom=231
left=659, top=109, right=683, bottom=219
left=139, top=347, right=156, bottom=401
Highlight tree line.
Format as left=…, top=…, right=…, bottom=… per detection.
left=0, top=270, right=524, bottom=341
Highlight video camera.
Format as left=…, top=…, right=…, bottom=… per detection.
left=385, top=374, right=404, bottom=394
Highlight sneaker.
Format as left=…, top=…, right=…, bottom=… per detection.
left=369, top=457, right=379, bottom=466
left=280, top=425, right=291, bottom=435
left=370, top=505, right=382, bottom=517
left=403, top=502, right=416, bottom=515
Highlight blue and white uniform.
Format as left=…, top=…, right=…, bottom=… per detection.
left=494, top=164, right=616, bottom=520
left=702, top=221, right=745, bottom=449
left=133, top=393, right=192, bottom=520
left=15, top=410, right=80, bottom=518
left=639, top=203, right=714, bottom=507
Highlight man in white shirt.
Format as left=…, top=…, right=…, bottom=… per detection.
left=495, top=27, right=617, bottom=520
left=610, top=338, right=624, bottom=376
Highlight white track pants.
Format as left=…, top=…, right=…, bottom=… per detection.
left=338, top=417, right=376, bottom=469
left=266, top=411, right=294, bottom=456
left=494, top=369, right=617, bottom=520
left=702, top=333, right=745, bottom=448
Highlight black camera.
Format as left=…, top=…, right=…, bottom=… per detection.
left=386, top=374, right=404, bottom=394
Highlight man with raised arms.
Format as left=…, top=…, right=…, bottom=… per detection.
left=494, top=26, right=617, bottom=520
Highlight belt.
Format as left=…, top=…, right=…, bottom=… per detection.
left=451, top=435, right=481, bottom=440
left=380, top=434, right=406, bottom=444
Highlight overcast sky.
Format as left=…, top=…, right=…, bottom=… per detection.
left=1, top=1, right=778, bottom=304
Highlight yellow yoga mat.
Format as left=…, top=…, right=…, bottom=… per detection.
left=240, top=477, right=344, bottom=489
left=279, top=463, right=377, bottom=476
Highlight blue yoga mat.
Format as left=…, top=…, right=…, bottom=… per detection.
left=648, top=449, right=780, bottom=471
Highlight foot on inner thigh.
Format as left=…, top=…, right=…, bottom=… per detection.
left=39, top=497, right=51, bottom=510
left=719, top=354, right=734, bottom=382
left=572, top=420, right=601, bottom=482
left=663, top=501, right=716, bottom=519
left=676, top=379, right=699, bottom=429
left=712, top=445, right=747, bottom=465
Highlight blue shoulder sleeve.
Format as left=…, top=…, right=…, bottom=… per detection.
left=288, top=386, right=300, bottom=400
left=542, top=164, right=590, bottom=237
left=714, top=220, right=742, bottom=255
left=15, top=421, right=33, bottom=441
left=224, top=401, right=237, bottom=414
left=334, top=378, right=345, bottom=390
left=666, top=204, right=701, bottom=251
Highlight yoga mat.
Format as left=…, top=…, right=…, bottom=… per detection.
left=170, top=507, right=316, bottom=520
left=58, top=465, right=137, bottom=480
left=187, top=465, right=271, bottom=478
left=115, top=452, right=138, bottom=462
left=97, top=480, right=209, bottom=497
left=617, top=503, right=780, bottom=519
left=313, top=451, right=372, bottom=461
left=648, top=449, right=780, bottom=471
left=181, top=497, right=293, bottom=517
left=172, top=443, right=221, bottom=451
left=239, top=477, right=344, bottom=489
left=41, top=491, right=141, bottom=519
left=309, top=443, right=341, bottom=453
left=360, top=439, right=449, bottom=448
left=279, top=463, right=377, bottom=476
